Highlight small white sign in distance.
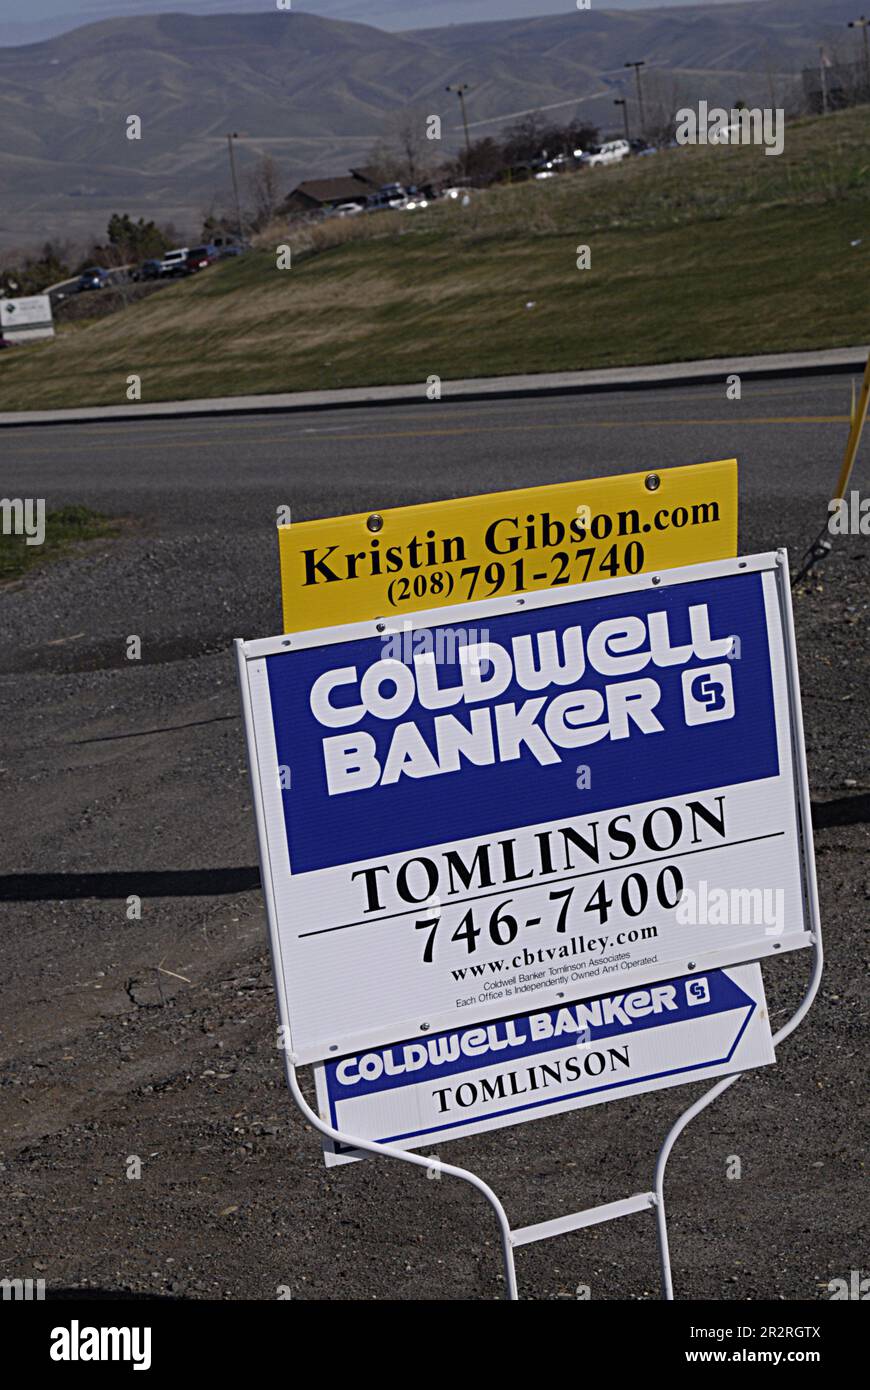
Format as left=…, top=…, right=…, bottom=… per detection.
left=0, top=294, right=54, bottom=342
left=236, top=552, right=818, bottom=1065
left=315, top=963, right=775, bottom=1164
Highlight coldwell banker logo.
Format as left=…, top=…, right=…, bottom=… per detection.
left=686, top=977, right=711, bottom=1006
left=682, top=664, right=734, bottom=725
left=269, top=570, right=779, bottom=874
left=310, top=603, right=737, bottom=795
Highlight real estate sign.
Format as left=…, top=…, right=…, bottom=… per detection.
left=0, top=294, right=54, bottom=343
left=315, top=963, right=775, bottom=1163
left=236, top=551, right=816, bottom=1066
left=278, top=460, right=737, bottom=631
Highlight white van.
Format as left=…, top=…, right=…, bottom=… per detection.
left=160, top=248, right=190, bottom=277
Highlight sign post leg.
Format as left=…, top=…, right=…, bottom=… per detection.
left=283, top=1059, right=520, bottom=1300
left=655, top=554, right=826, bottom=1297
left=653, top=932, right=824, bottom=1300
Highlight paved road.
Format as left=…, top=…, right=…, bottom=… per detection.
left=0, top=373, right=856, bottom=631
left=0, top=373, right=856, bottom=670
left=0, top=376, right=866, bottom=1301
left=0, top=372, right=854, bottom=515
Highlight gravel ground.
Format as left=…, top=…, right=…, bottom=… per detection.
left=0, top=383, right=866, bottom=1301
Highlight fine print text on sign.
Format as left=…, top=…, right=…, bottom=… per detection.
left=236, top=552, right=816, bottom=1065
left=278, top=460, right=737, bottom=631
left=316, top=964, right=775, bottom=1164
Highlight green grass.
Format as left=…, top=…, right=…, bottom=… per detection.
left=1, top=108, right=869, bottom=411
left=0, top=504, right=119, bottom=582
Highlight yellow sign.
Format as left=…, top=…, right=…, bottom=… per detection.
left=279, top=459, right=737, bottom=631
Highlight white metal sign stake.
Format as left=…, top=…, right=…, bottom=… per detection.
left=235, top=549, right=822, bottom=1300
left=653, top=558, right=823, bottom=1299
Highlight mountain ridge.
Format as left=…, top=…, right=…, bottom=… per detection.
left=0, top=1, right=856, bottom=251
left=0, top=2, right=773, bottom=51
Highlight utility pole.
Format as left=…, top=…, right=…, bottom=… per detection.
left=819, top=47, right=830, bottom=115
left=445, top=84, right=472, bottom=172
left=226, top=131, right=243, bottom=242
left=848, top=16, right=870, bottom=97
left=624, top=60, right=646, bottom=134
left=614, top=97, right=631, bottom=142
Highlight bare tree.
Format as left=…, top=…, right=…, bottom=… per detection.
left=246, top=156, right=283, bottom=231
left=639, top=71, right=694, bottom=146
left=367, top=106, right=439, bottom=187
left=501, top=112, right=549, bottom=164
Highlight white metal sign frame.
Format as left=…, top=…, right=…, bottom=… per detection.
left=235, top=548, right=822, bottom=1300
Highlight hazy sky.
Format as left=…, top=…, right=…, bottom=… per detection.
left=0, top=0, right=757, bottom=21
left=0, top=0, right=768, bottom=49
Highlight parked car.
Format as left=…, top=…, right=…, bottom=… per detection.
left=185, top=245, right=218, bottom=272
left=77, top=267, right=109, bottom=291
left=134, top=259, right=162, bottom=281
left=329, top=202, right=364, bottom=218
left=215, top=240, right=250, bottom=258
left=532, top=156, right=567, bottom=178
left=582, top=139, right=631, bottom=168
left=365, top=184, right=407, bottom=213
left=159, top=248, right=190, bottom=277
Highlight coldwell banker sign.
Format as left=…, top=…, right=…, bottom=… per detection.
left=317, top=964, right=775, bottom=1163
left=236, top=552, right=814, bottom=1065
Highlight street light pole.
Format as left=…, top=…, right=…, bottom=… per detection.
left=445, top=84, right=472, bottom=171
left=847, top=16, right=870, bottom=96
left=226, top=131, right=243, bottom=241
left=614, top=97, right=631, bottom=142
left=819, top=48, right=830, bottom=115
left=624, top=60, right=646, bottom=134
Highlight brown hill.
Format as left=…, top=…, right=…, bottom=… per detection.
left=0, top=1, right=856, bottom=250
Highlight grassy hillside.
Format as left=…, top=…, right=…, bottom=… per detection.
left=0, top=0, right=856, bottom=248
left=1, top=108, right=868, bottom=412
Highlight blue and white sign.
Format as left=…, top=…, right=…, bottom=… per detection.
left=315, top=964, right=775, bottom=1163
left=236, top=553, right=816, bottom=1064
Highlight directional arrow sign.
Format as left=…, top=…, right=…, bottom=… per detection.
left=315, top=963, right=774, bottom=1164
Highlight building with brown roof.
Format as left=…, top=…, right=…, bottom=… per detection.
left=282, top=170, right=378, bottom=215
